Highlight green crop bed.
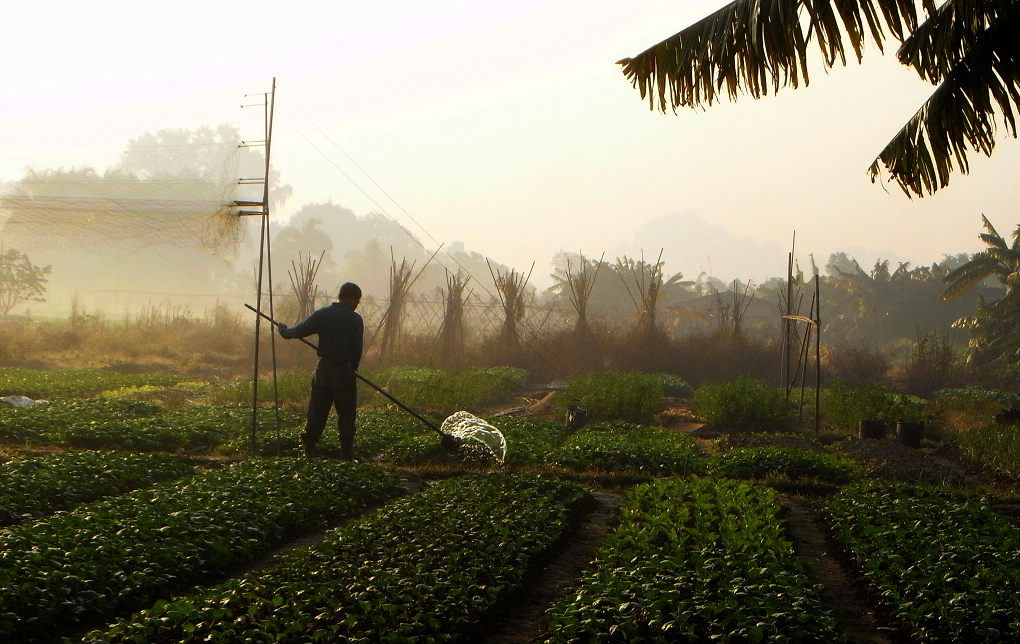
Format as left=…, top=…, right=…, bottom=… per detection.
left=0, top=399, right=302, bottom=452
left=86, top=473, right=589, bottom=642
left=0, top=459, right=403, bottom=641
left=544, top=422, right=703, bottom=475
left=0, top=367, right=184, bottom=399
left=0, top=451, right=195, bottom=525
left=708, top=446, right=864, bottom=484
left=825, top=481, right=1020, bottom=641
left=543, top=476, right=845, bottom=642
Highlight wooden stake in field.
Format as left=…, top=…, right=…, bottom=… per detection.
left=488, top=260, right=534, bottom=357
left=438, top=270, right=471, bottom=368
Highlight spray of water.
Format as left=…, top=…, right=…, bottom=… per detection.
left=441, top=411, right=507, bottom=463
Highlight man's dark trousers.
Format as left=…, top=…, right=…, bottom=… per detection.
left=302, top=359, right=357, bottom=459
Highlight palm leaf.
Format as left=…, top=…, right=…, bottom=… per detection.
left=868, top=3, right=1020, bottom=196
left=618, top=0, right=1019, bottom=197
left=617, top=0, right=920, bottom=111
left=942, top=255, right=1003, bottom=299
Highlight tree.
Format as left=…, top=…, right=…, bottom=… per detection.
left=617, top=0, right=1020, bottom=197
left=942, top=215, right=1020, bottom=372
left=0, top=246, right=51, bottom=316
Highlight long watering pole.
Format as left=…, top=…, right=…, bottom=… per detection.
left=243, top=303, right=445, bottom=436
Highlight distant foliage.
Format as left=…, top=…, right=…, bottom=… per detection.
left=560, top=370, right=664, bottom=424
left=824, top=343, right=889, bottom=384
left=692, top=378, right=792, bottom=431
left=0, top=247, right=50, bottom=317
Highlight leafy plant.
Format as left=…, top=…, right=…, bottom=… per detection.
left=692, top=377, right=793, bottom=431
left=931, top=387, right=1020, bottom=430
left=559, top=369, right=664, bottom=424
left=361, top=366, right=528, bottom=413
left=947, top=422, right=1020, bottom=479
left=493, top=416, right=569, bottom=466
left=0, top=367, right=183, bottom=399
left=205, top=370, right=315, bottom=406
left=0, top=459, right=403, bottom=641
left=655, top=372, right=693, bottom=398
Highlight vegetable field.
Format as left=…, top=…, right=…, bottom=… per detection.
left=1, top=366, right=1019, bottom=641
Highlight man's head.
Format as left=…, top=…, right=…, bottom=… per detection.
left=338, top=282, right=362, bottom=309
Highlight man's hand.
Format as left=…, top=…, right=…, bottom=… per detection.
left=276, top=322, right=288, bottom=335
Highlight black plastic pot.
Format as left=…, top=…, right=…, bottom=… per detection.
left=896, top=421, right=924, bottom=448
left=858, top=420, right=886, bottom=439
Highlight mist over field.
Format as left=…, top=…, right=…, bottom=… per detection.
left=0, top=124, right=983, bottom=319
left=0, top=123, right=1008, bottom=390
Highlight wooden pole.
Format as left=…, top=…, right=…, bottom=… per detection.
left=248, top=78, right=277, bottom=457
left=815, top=270, right=821, bottom=432
left=263, top=79, right=281, bottom=442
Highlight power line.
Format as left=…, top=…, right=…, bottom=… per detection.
left=276, top=91, right=500, bottom=300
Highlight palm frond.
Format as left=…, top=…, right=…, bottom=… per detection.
left=942, top=255, right=1003, bottom=299
left=617, top=0, right=920, bottom=111
left=897, top=0, right=1014, bottom=83
left=867, top=4, right=1019, bottom=196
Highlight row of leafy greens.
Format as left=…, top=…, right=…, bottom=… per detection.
left=0, top=459, right=403, bottom=641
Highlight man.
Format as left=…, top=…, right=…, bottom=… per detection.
left=278, top=282, right=364, bottom=459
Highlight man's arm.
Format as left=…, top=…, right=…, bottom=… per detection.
left=278, top=311, right=318, bottom=339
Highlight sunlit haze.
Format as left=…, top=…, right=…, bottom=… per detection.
left=3, top=0, right=1018, bottom=297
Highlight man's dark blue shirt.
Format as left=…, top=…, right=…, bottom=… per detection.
left=279, top=301, right=363, bottom=369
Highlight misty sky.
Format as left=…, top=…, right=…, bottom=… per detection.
left=3, top=0, right=1019, bottom=289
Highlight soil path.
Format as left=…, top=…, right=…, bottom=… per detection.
left=778, top=496, right=896, bottom=643
left=478, top=491, right=624, bottom=643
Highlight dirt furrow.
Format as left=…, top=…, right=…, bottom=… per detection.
left=478, top=491, right=623, bottom=643
left=779, top=496, right=897, bottom=644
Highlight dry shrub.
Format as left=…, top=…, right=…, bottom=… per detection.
left=824, top=343, right=890, bottom=385
left=664, top=331, right=782, bottom=387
